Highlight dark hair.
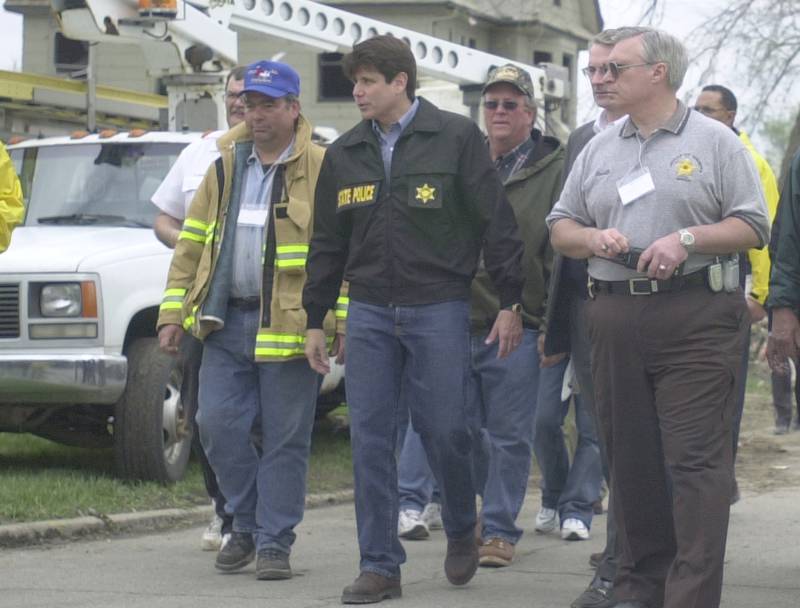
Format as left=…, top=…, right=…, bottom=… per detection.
left=225, top=65, right=247, bottom=88
left=342, top=35, right=416, bottom=101
left=701, top=84, right=738, bottom=112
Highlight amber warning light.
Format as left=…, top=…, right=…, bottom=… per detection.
left=138, top=0, right=178, bottom=19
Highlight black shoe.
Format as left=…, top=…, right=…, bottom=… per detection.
left=571, top=577, right=614, bottom=608
left=256, top=548, right=292, bottom=580
left=444, top=532, right=479, bottom=586
left=341, top=572, right=402, bottom=604
left=215, top=531, right=255, bottom=572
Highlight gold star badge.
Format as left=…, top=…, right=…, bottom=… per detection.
left=676, top=159, right=695, bottom=177
left=415, top=183, right=436, bottom=204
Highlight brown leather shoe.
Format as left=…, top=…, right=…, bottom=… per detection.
left=341, top=572, right=402, bottom=604
left=444, top=533, right=479, bottom=585
left=478, top=537, right=514, bottom=567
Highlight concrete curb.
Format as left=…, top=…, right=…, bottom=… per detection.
left=0, top=489, right=354, bottom=549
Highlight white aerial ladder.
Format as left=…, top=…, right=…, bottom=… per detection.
left=50, top=0, right=567, bottom=134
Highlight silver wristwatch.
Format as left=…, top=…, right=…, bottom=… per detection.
left=678, top=229, right=695, bottom=253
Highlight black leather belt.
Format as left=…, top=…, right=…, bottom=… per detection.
left=589, top=270, right=706, bottom=297
left=228, top=297, right=261, bottom=310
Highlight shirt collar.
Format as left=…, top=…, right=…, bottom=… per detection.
left=593, top=110, right=628, bottom=134
left=620, top=100, right=690, bottom=138
left=246, top=136, right=296, bottom=166
left=371, top=97, right=420, bottom=139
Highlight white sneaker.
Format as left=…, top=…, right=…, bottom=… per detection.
left=561, top=517, right=590, bottom=541
left=421, top=502, right=443, bottom=530
left=201, top=514, right=224, bottom=551
left=534, top=507, right=558, bottom=533
left=398, top=509, right=430, bottom=540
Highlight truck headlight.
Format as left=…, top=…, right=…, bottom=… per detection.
left=40, top=284, right=82, bottom=317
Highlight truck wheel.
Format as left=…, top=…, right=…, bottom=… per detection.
left=114, top=337, right=192, bottom=483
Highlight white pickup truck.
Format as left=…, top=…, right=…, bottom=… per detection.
left=0, top=130, right=343, bottom=483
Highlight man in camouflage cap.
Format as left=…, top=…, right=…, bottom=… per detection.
left=469, top=61, right=571, bottom=566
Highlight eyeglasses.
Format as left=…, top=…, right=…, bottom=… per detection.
left=604, top=61, right=655, bottom=81
left=581, top=65, right=610, bottom=78
left=694, top=105, right=727, bottom=116
left=483, top=100, right=520, bottom=111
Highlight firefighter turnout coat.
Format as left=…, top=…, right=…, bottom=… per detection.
left=157, top=116, right=346, bottom=361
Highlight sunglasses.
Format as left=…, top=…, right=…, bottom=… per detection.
left=581, top=62, right=655, bottom=80
left=483, top=100, right=520, bottom=111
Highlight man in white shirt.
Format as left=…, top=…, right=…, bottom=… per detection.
left=151, top=66, right=245, bottom=551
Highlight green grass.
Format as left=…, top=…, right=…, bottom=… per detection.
left=0, top=412, right=353, bottom=525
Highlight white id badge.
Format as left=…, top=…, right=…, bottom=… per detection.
left=617, top=167, right=655, bottom=206
left=237, top=208, right=268, bottom=227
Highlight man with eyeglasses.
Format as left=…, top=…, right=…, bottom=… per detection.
left=151, top=65, right=246, bottom=553
left=544, top=28, right=630, bottom=608
left=548, top=26, right=769, bottom=608
left=694, top=84, right=781, bottom=458
left=158, top=60, right=343, bottom=581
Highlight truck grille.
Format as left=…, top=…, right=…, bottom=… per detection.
left=0, top=284, right=20, bottom=338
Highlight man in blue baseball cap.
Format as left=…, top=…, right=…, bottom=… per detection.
left=158, top=59, right=346, bottom=581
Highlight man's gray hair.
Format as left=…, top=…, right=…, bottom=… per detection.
left=611, top=26, right=689, bottom=91
left=591, top=28, right=624, bottom=46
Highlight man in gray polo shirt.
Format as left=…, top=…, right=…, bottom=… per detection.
left=547, top=27, right=769, bottom=608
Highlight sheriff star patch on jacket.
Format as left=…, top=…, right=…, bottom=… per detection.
left=337, top=181, right=379, bottom=212
left=408, top=178, right=443, bottom=208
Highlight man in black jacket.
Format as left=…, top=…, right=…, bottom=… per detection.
left=303, top=35, right=524, bottom=604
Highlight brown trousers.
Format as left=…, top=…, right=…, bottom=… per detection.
left=586, top=286, right=747, bottom=608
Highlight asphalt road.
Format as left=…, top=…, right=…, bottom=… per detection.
left=1, top=488, right=799, bottom=607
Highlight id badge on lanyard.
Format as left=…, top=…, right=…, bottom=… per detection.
left=616, top=166, right=655, bottom=206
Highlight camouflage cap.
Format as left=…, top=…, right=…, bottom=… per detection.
left=482, top=64, right=534, bottom=98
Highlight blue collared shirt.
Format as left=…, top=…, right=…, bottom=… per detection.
left=230, top=138, right=294, bottom=298
left=371, top=98, right=419, bottom=184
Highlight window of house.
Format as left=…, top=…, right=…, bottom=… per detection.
left=533, top=51, right=553, bottom=65
left=318, top=53, right=353, bottom=101
left=54, top=33, right=89, bottom=76
left=563, top=53, right=573, bottom=80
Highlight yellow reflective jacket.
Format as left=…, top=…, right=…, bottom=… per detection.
left=157, top=116, right=347, bottom=361
left=0, top=142, right=24, bottom=253
left=740, top=131, right=779, bottom=305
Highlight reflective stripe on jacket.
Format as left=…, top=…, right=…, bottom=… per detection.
left=156, top=116, right=347, bottom=361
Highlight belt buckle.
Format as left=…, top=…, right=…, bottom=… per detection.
left=629, top=278, right=658, bottom=295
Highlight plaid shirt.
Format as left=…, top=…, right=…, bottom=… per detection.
left=494, top=136, right=534, bottom=183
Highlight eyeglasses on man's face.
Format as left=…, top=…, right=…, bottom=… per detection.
left=583, top=61, right=655, bottom=81
left=694, top=105, right=728, bottom=116
left=483, top=100, right=520, bottom=111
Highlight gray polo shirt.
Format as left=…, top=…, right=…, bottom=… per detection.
left=546, top=101, right=770, bottom=281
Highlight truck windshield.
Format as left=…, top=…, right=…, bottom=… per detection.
left=12, top=142, right=185, bottom=227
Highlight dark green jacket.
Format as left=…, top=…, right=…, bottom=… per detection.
left=768, top=148, right=800, bottom=311
left=470, top=130, right=564, bottom=332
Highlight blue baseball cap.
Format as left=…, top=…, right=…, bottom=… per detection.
left=242, top=60, right=300, bottom=98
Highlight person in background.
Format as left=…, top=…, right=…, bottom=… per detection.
left=0, top=141, right=24, bottom=253
left=151, top=66, right=246, bottom=552
left=694, top=84, right=780, bottom=486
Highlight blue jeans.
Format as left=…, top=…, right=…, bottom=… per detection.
left=197, top=304, right=320, bottom=554
left=471, top=329, right=540, bottom=544
left=346, top=299, right=477, bottom=578
left=533, top=356, right=602, bottom=528
left=397, top=421, right=438, bottom=512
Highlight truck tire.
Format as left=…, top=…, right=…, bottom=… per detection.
left=113, top=337, right=192, bottom=483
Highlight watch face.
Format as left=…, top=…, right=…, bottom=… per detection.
left=680, top=231, right=694, bottom=247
